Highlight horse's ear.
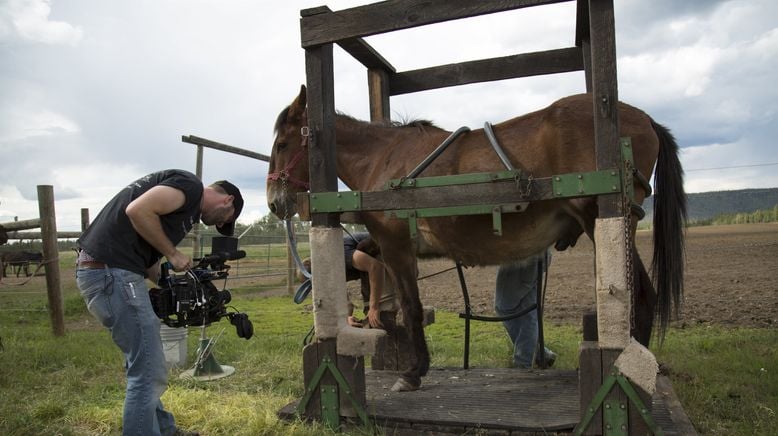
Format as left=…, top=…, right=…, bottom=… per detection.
left=288, top=85, right=307, bottom=120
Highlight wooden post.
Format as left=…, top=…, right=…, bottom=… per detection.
left=589, top=0, right=622, bottom=218
left=80, top=208, right=90, bottom=232
left=300, top=4, right=371, bottom=423
left=368, top=68, right=391, bottom=123
left=37, top=185, right=64, bottom=337
left=579, top=1, right=650, bottom=434
left=193, top=144, right=204, bottom=257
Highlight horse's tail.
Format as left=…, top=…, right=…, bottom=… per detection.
left=649, top=119, right=687, bottom=344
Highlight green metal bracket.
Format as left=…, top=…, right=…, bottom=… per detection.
left=389, top=203, right=528, bottom=238
left=603, top=399, right=629, bottom=435
left=574, top=371, right=663, bottom=436
left=320, top=384, right=339, bottom=428
left=551, top=169, right=621, bottom=198
left=309, top=191, right=362, bottom=214
left=295, top=355, right=369, bottom=429
left=386, top=169, right=523, bottom=189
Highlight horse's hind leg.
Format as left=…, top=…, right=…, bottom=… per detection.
left=632, top=249, right=656, bottom=347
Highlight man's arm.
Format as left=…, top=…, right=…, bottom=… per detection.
left=351, top=249, right=385, bottom=328
left=125, top=185, right=192, bottom=271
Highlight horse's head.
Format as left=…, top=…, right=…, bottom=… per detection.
left=267, top=85, right=310, bottom=219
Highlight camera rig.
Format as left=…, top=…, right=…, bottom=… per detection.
left=149, top=250, right=253, bottom=339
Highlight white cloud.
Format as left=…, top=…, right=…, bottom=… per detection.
left=0, top=0, right=82, bottom=45
left=0, top=107, right=80, bottom=142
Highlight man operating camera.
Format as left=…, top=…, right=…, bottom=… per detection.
left=75, top=169, right=243, bottom=436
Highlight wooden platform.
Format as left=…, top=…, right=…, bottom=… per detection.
left=279, top=367, right=696, bottom=435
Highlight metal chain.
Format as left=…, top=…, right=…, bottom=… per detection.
left=623, top=159, right=636, bottom=330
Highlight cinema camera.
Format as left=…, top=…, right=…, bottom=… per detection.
left=149, top=245, right=253, bottom=340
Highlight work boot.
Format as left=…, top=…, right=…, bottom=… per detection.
left=173, top=428, right=200, bottom=436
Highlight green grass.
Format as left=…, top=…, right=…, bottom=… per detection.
left=1, top=261, right=776, bottom=435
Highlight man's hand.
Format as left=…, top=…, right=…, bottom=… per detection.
left=366, top=307, right=383, bottom=329
left=166, top=250, right=192, bottom=272
left=347, top=315, right=364, bottom=328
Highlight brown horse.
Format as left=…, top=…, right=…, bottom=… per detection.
left=267, top=85, right=686, bottom=391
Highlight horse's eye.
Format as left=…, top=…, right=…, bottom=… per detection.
left=276, top=142, right=287, bottom=150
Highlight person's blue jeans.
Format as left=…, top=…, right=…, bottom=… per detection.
left=76, top=267, right=177, bottom=436
left=494, top=253, right=553, bottom=368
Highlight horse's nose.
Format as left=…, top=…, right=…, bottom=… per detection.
left=269, top=202, right=277, bottom=215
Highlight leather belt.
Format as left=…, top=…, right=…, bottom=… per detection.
left=78, top=260, right=107, bottom=269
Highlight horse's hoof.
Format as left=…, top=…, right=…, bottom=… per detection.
left=391, top=377, right=419, bottom=392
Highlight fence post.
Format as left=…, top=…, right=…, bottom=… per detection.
left=193, top=144, right=204, bottom=257
left=38, top=185, right=65, bottom=337
left=80, top=208, right=90, bottom=231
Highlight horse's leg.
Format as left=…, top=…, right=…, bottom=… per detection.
left=389, top=257, right=428, bottom=391
left=631, top=249, right=656, bottom=347
left=377, top=243, right=428, bottom=391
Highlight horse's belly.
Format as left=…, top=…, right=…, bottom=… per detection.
left=417, top=211, right=570, bottom=266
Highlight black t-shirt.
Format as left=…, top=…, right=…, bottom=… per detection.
left=77, top=169, right=203, bottom=275
left=344, top=232, right=370, bottom=273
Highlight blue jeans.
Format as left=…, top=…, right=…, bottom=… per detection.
left=76, top=267, right=177, bottom=436
left=494, top=254, right=551, bottom=368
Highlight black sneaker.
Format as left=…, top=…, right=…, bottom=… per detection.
left=173, top=429, right=200, bottom=436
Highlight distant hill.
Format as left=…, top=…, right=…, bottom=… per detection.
left=642, top=187, right=778, bottom=221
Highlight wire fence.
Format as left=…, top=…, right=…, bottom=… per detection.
left=0, top=228, right=313, bottom=312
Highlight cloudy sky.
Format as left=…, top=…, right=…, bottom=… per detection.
left=1, top=0, right=776, bottom=231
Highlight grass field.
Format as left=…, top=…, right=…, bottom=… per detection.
left=0, top=248, right=775, bottom=435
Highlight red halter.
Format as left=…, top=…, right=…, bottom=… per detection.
left=267, top=127, right=311, bottom=190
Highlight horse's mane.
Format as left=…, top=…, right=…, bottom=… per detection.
left=274, top=104, right=436, bottom=134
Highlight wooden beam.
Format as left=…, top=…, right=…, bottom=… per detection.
left=181, top=135, right=269, bottom=162
left=305, top=43, right=340, bottom=228
left=300, top=0, right=571, bottom=48
left=389, top=47, right=583, bottom=95
left=298, top=178, right=566, bottom=216
left=303, top=5, right=396, bottom=72
left=588, top=0, right=621, bottom=217
left=6, top=231, right=81, bottom=240
left=0, top=218, right=41, bottom=231
left=338, top=38, right=396, bottom=72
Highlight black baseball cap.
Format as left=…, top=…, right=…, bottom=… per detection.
left=212, top=180, right=244, bottom=236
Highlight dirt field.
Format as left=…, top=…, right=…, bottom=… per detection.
left=411, top=223, right=778, bottom=329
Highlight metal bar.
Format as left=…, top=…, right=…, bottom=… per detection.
left=536, top=257, right=546, bottom=368
left=456, top=263, right=471, bottom=370
left=483, top=122, right=515, bottom=170
left=405, top=127, right=471, bottom=179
